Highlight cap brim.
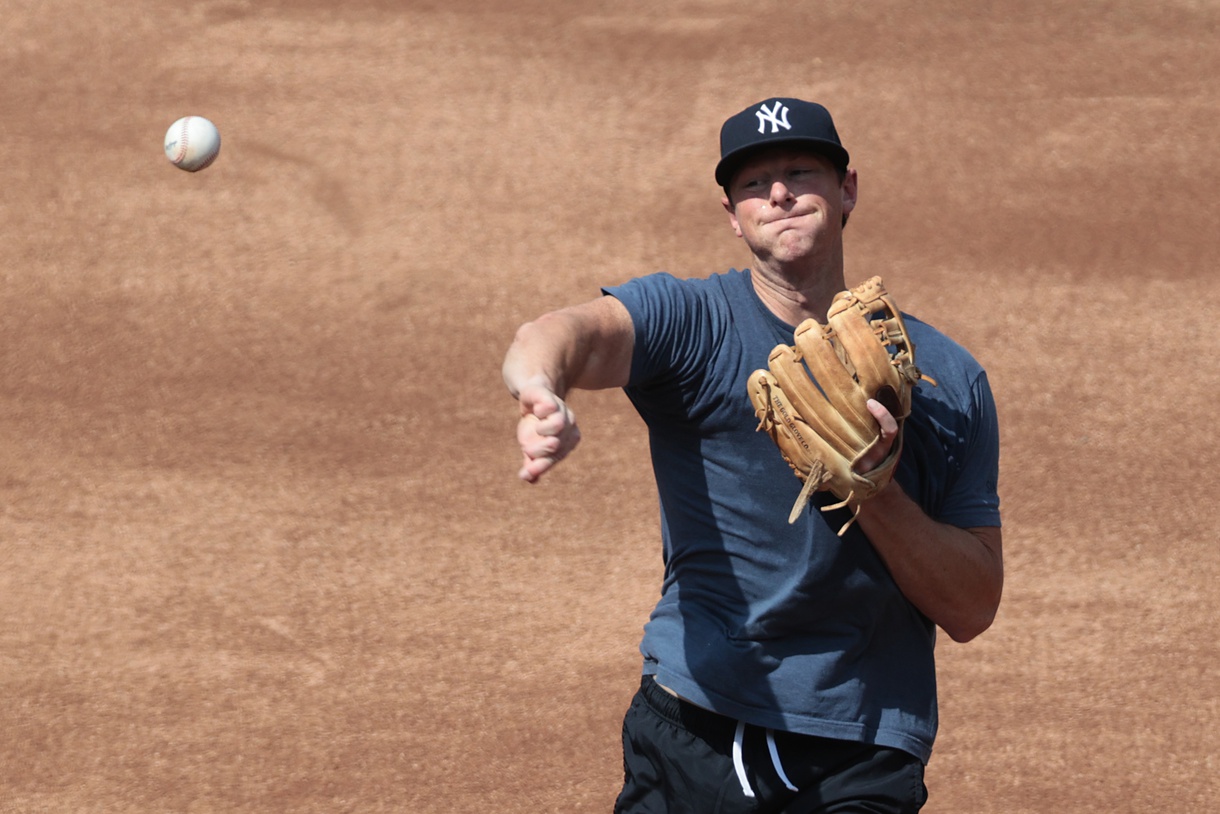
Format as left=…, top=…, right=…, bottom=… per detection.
left=715, top=138, right=850, bottom=188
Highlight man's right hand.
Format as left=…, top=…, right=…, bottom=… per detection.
left=514, top=383, right=582, bottom=483
left=502, top=295, right=635, bottom=483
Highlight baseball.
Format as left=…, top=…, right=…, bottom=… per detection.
left=164, top=116, right=221, bottom=172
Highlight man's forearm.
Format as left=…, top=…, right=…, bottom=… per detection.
left=503, top=298, right=634, bottom=398
left=503, top=315, right=576, bottom=399
left=855, top=483, right=1003, bottom=643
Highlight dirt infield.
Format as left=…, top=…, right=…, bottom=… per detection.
left=2, top=1, right=1218, bottom=811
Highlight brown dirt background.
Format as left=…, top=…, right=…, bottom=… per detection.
left=2, top=1, right=1218, bottom=811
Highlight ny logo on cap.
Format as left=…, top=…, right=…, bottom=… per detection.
left=755, top=102, right=791, bottom=134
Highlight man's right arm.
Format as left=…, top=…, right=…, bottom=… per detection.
left=502, top=295, right=635, bottom=483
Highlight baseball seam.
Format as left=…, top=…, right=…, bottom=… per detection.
left=173, top=118, right=191, bottom=165
left=194, top=132, right=219, bottom=171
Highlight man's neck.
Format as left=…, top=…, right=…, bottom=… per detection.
left=749, top=259, right=847, bottom=327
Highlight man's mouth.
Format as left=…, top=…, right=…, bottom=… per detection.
left=766, top=210, right=809, bottom=226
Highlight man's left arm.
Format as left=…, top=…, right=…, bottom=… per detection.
left=854, top=398, right=1003, bottom=643
left=855, top=484, right=1002, bottom=643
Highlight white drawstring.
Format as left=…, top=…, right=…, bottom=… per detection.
left=732, top=721, right=755, bottom=798
left=766, top=729, right=799, bottom=791
left=732, top=723, right=801, bottom=799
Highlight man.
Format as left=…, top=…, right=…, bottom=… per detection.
left=502, top=98, right=1003, bottom=813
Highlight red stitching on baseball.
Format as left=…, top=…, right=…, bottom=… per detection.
left=194, top=131, right=218, bottom=170
left=174, top=118, right=190, bottom=165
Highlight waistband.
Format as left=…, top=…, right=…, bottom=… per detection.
left=637, top=675, right=801, bottom=798
left=638, top=675, right=740, bottom=744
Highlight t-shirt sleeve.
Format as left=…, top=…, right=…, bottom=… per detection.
left=602, top=273, right=712, bottom=402
left=938, top=370, right=1002, bottom=528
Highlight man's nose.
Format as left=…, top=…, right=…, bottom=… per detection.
left=769, top=181, right=795, bottom=205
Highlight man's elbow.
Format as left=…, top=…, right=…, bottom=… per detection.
left=942, top=585, right=1003, bottom=643
left=943, top=612, right=995, bottom=644
left=943, top=526, right=1004, bottom=642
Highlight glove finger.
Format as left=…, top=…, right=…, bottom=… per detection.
left=766, top=344, right=866, bottom=458
left=829, top=307, right=901, bottom=397
left=747, top=368, right=856, bottom=485
left=792, top=319, right=874, bottom=433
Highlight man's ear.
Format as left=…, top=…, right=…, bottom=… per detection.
left=841, top=168, right=859, bottom=217
left=722, top=194, right=743, bottom=238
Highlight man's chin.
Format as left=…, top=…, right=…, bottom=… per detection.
left=772, top=233, right=820, bottom=260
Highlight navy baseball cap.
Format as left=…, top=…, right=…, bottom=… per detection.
left=715, top=98, right=850, bottom=189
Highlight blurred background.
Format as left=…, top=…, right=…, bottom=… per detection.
left=2, top=1, right=1217, bottom=810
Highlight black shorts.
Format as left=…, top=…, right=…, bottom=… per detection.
left=614, top=676, right=928, bottom=814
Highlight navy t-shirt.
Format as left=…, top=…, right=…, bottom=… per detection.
left=603, top=268, right=1001, bottom=763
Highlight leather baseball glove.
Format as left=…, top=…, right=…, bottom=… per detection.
left=747, top=276, right=933, bottom=534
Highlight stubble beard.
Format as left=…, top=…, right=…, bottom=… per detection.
left=756, top=218, right=841, bottom=281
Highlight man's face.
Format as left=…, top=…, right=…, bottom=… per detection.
left=722, top=148, right=857, bottom=268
